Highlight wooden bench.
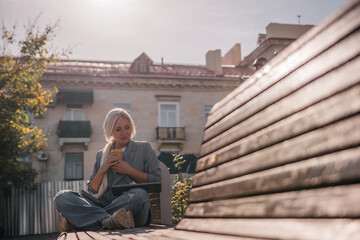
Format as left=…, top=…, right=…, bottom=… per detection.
left=58, top=1, right=360, bottom=239
left=176, top=0, right=360, bottom=239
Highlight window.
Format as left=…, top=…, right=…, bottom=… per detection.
left=204, top=105, right=213, bottom=123
left=114, top=103, right=131, bottom=116
left=158, top=102, right=179, bottom=127
left=65, top=104, right=84, bottom=121
left=139, top=63, right=148, bottom=73
left=65, top=152, right=83, bottom=180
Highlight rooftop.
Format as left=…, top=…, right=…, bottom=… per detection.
left=45, top=59, right=253, bottom=79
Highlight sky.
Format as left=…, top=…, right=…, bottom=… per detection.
left=0, top=0, right=350, bottom=65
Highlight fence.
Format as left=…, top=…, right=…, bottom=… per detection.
left=0, top=174, right=193, bottom=237
left=0, top=180, right=87, bottom=237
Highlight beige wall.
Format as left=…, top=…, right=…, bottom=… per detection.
left=266, top=23, right=313, bottom=39
left=222, top=43, right=242, bottom=66
left=33, top=79, right=236, bottom=182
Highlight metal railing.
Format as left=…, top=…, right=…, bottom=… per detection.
left=57, top=120, right=91, bottom=138
left=156, top=127, right=186, bottom=141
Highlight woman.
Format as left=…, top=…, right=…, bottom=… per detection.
left=54, top=108, right=161, bottom=231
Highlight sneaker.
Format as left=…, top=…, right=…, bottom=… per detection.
left=58, top=214, right=75, bottom=232
left=102, top=208, right=135, bottom=230
left=101, top=215, right=116, bottom=230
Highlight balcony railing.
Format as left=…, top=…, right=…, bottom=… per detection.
left=57, top=120, right=91, bottom=138
left=57, top=120, right=91, bottom=149
left=156, top=127, right=185, bottom=141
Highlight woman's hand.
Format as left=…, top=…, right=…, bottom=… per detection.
left=90, top=154, right=118, bottom=192
left=109, top=152, right=148, bottom=183
left=111, top=158, right=132, bottom=174
left=98, top=153, right=118, bottom=174
left=109, top=152, right=132, bottom=174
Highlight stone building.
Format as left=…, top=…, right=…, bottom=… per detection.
left=31, top=22, right=314, bottom=182
left=240, top=23, right=314, bottom=69
left=33, top=52, right=252, bottom=182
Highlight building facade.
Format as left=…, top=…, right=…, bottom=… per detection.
left=33, top=52, right=252, bottom=182
left=31, top=22, right=314, bottom=182
left=239, top=23, right=314, bottom=68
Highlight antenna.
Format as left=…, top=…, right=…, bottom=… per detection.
left=297, top=15, right=302, bottom=25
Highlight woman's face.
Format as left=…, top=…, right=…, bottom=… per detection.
left=112, top=117, right=131, bottom=148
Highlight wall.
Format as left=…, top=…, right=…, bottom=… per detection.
left=34, top=79, right=236, bottom=182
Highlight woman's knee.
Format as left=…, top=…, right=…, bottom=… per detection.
left=54, top=190, right=77, bottom=207
left=129, top=188, right=149, bottom=199
left=128, top=188, right=149, bottom=202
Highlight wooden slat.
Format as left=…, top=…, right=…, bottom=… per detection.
left=196, top=82, right=360, bottom=174
left=85, top=227, right=260, bottom=240
left=159, top=230, right=261, bottom=240
left=205, top=0, right=360, bottom=130
left=176, top=218, right=360, bottom=240
left=60, top=232, right=78, bottom=240
left=185, top=183, right=360, bottom=218
left=193, top=84, right=360, bottom=186
left=200, top=36, right=360, bottom=157
left=75, top=232, right=92, bottom=240
left=57, top=232, right=67, bottom=240
left=86, top=231, right=125, bottom=239
left=190, top=146, right=360, bottom=202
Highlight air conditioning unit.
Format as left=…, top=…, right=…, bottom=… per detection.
left=37, top=151, right=48, bottom=161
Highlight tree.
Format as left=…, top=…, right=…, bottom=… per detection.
left=0, top=17, right=67, bottom=187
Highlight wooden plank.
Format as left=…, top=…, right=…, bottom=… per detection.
left=160, top=230, right=261, bottom=240
left=92, top=227, right=261, bottom=240
left=88, top=230, right=128, bottom=240
left=86, top=231, right=122, bottom=239
left=196, top=91, right=360, bottom=174
left=176, top=218, right=360, bottom=240
left=193, top=85, right=360, bottom=186
left=185, top=183, right=360, bottom=218
left=75, top=232, right=93, bottom=240
left=63, top=232, right=78, bottom=240
left=205, top=0, right=360, bottom=130
left=190, top=146, right=360, bottom=202
left=57, top=232, right=67, bottom=240
left=201, top=42, right=360, bottom=157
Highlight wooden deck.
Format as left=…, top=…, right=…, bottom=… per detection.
left=57, top=225, right=249, bottom=240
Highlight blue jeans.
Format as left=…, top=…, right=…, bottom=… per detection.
left=54, top=188, right=150, bottom=229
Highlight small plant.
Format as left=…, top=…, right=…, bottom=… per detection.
left=171, top=153, right=192, bottom=224
left=173, top=153, right=186, bottom=182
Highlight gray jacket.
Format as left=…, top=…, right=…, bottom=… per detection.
left=86, top=140, right=161, bottom=206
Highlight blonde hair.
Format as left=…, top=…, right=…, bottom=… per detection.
left=102, top=108, right=136, bottom=156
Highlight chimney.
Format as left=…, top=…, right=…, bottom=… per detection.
left=222, top=43, right=242, bottom=66
left=206, top=49, right=223, bottom=75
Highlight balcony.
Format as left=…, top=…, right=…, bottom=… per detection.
left=57, top=120, right=91, bottom=149
left=156, top=127, right=185, bottom=151
left=157, top=127, right=185, bottom=141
